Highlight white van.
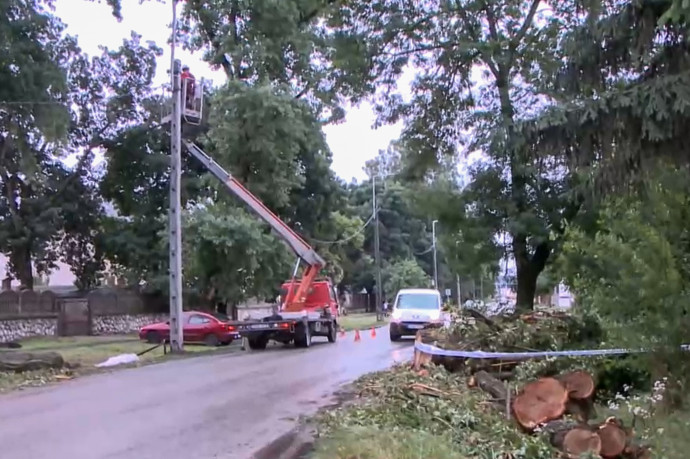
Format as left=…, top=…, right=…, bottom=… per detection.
left=389, top=288, right=443, bottom=341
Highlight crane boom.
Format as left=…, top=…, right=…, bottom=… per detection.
left=182, top=141, right=326, bottom=268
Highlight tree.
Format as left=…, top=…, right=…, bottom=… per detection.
left=0, top=0, right=160, bottom=289
left=182, top=202, right=293, bottom=308
left=558, top=163, right=690, bottom=358
left=382, top=259, right=430, bottom=300
left=178, top=0, right=343, bottom=120
left=325, top=0, right=591, bottom=311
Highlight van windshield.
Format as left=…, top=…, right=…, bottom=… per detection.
left=396, top=293, right=439, bottom=310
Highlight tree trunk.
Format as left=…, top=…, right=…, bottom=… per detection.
left=12, top=246, right=34, bottom=291
left=0, top=351, right=64, bottom=372
left=515, top=262, right=537, bottom=312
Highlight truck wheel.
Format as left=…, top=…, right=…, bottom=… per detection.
left=294, top=323, right=312, bottom=348
left=327, top=321, right=337, bottom=343
left=247, top=336, right=268, bottom=350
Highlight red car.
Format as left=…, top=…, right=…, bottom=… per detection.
left=139, top=311, right=239, bottom=346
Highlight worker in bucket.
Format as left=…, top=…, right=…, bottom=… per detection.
left=180, top=64, right=196, bottom=110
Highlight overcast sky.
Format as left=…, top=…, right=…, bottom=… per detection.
left=54, top=0, right=406, bottom=183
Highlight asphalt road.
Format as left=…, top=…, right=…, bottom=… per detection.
left=0, top=326, right=413, bottom=459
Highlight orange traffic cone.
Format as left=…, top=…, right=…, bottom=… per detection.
left=339, top=327, right=346, bottom=338
left=370, top=327, right=376, bottom=338
left=354, top=329, right=361, bottom=342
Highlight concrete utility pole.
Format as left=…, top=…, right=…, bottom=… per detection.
left=168, top=0, right=184, bottom=353
left=456, top=274, right=461, bottom=308
left=432, top=220, right=439, bottom=291
left=373, top=176, right=383, bottom=319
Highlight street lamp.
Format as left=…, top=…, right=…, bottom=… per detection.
left=432, top=220, right=439, bottom=291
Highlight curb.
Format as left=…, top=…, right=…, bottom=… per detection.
left=250, top=425, right=316, bottom=459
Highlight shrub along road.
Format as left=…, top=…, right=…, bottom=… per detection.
left=0, top=326, right=412, bottom=459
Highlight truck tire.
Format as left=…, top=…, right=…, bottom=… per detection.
left=294, top=322, right=312, bottom=348
left=247, top=335, right=269, bottom=350
left=327, top=321, right=337, bottom=343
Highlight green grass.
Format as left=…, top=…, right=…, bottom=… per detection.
left=312, top=426, right=464, bottom=459
left=0, top=335, right=235, bottom=393
left=339, top=313, right=388, bottom=331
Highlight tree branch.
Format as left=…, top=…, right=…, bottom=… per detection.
left=509, top=0, right=541, bottom=62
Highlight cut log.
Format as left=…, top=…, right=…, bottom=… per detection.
left=558, top=370, right=595, bottom=400
left=559, top=427, right=602, bottom=459
left=597, top=420, right=628, bottom=458
left=0, top=351, right=64, bottom=372
left=473, top=370, right=508, bottom=400
left=512, top=377, right=569, bottom=430
left=565, top=397, right=596, bottom=423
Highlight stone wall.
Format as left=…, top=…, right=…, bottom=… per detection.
left=92, top=314, right=168, bottom=335
left=0, top=317, right=58, bottom=342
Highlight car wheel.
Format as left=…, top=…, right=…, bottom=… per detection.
left=204, top=334, right=220, bottom=347
left=327, top=321, right=337, bottom=343
left=146, top=331, right=162, bottom=344
left=389, top=331, right=401, bottom=342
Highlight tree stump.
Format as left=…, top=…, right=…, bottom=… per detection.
left=554, top=427, right=602, bottom=459
left=597, top=419, right=628, bottom=458
left=0, top=351, right=64, bottom=372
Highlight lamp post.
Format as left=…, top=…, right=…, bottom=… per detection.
left=432, top=220, right=439, bottom=291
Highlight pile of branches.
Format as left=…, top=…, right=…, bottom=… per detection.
left=414, top=309, right=604, bottom=374
left=469, top=369, right=651, bottom=459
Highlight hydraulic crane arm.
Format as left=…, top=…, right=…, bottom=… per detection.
left=183, top=141, right=325, bottom=267
left=183, top=141, right=326, bottom=312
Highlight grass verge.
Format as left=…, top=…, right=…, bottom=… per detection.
left=0, top=335, right=237, bottom=393
left=339, top=313, right=388, bottom=332
left=310, top=363, right=690, bottom=459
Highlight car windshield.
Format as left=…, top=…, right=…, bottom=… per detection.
left=396, top=293, right=439, bottom=310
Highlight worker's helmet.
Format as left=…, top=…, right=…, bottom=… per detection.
left=182, top=65, right=189, bottom=71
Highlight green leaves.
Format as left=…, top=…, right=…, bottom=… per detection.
left=382, top=259, right=430, bottom=298
left=182, top=202, right=293, bottom=305
left=557, top=164, right=690, bottom=350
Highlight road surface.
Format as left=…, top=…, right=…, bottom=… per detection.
left=0, top=326, right=413, bottom=459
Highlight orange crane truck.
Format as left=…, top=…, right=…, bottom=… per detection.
left=183, top=141, right=340, bottom=350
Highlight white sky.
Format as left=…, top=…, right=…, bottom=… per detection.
left=54, top=0, right=404, bottom=183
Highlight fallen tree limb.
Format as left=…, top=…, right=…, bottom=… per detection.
left=0, top=351, right=64, bottom=372
left=471, top=370, right=508, bottom=401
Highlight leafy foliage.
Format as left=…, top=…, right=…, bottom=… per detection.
left=315, top=365, right=554, bottom=459
left=182, top=202, right=293, bottom=306
left=382, top=259, right=430, bottom=299
left=558, top=164, right=690, bottom=361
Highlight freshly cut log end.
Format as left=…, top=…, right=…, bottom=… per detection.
left=563, top=427, right=602, bottom=458
left=0, top=351, right=64, bottom=372
left=598, top=422, right=627, bottom=458
left=512, top=377, right=568, bottom=430
left=558, top=370, right=595, bottom=400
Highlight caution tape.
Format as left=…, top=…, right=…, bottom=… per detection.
left=414, top=341, right=690, bottom=360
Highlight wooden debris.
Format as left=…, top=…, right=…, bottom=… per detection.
left=469, top=369, right=648, bottom=459
left=561, top=427, right=602, bottom=458
left=473, top=370, right=508, bottom=401
left=512, top=377, right=569, bottom=430
left=0, top=351, right=64, bottom=372
left=597, top=419, right=627, bottom=458
left=559, top=370, right=596, bottom=400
